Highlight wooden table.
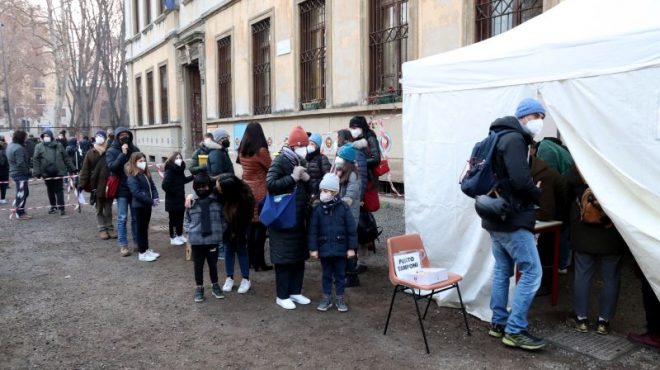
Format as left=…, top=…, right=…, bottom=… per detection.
left=534, top=220, right=563, bottom=306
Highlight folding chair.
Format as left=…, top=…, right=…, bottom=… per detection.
left=383, top=234, right=471, bottom=354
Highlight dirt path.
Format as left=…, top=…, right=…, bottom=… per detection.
left=0, top=178, right=658, bottom=369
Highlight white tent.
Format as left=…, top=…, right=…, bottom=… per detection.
left=401, top=0, right=660, bottom=320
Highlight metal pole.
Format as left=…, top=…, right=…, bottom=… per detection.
left=0, top=23, right=13, bottom=129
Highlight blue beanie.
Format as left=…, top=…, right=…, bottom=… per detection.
left=515, top=98, right=546, bottom=119
left=95, top=130, right=107, bottom=139
left=337, top=144, right=356, bottom=162
left=309, top=133, right=322, bottom=148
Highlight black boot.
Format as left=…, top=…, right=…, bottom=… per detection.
left=346, top=257, right=360, bottom=287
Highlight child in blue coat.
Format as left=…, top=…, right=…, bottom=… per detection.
left=308, top=173, right=358, bottom=312
left=126, top=152, right=160, bottom=262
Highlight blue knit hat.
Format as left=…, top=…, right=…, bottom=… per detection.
left=515, top=98, right=545, bottom=119
left=95, top=130, right=107, bottom=139
left=309, top=133, right=322, bottom=148
left=337, top=144, right=356, bottom=162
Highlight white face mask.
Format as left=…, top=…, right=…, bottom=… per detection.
left=204, top=138, right=213, bottom=145
left=306, top=144, right=316, bottom=153
left=137, top=161, right=147, bottom=170
left=319, top=191, right=334, bottom=203
left=43, top=136, right=52, bottom=143
left=350, top=128, right=362, bottom=139
left=525, top=119, right=544, bottom=139
left=294, top=147, right=308, bottom=158
left=95, top=136, right=105, bottom=144
left=174, top=159, right=183, bottom=166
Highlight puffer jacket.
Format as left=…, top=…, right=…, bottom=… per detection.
left=33, top=138, right=76, bottom=178
left=105, top=127, right=140, bottom=199
left=339, top=171, right=361, bottom=225
left=240, top=147, right=272, bottom=222
left=207, top=141, right=234, bottom=177
left=0, top=141, right=8, bottom=180
left=190, top=141, right=214, bottom=175
left=79, top=143, right=110, bottom=197
left=127, top=173, right=159, bottom=208
left=305, top=149, right=331, bottom=198
left=481, top=116, right=541, bottom=233
left=308, top=199, right=358, bottom=258
left=266, top=146, right=311, bottom=264
left=7, top=142, right=30, bottom=179
left=186, top=194, right=225, bottom=245
left=161, top=160, right=193, bottom=212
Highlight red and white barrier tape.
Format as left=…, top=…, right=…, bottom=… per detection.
left=0, top=174, right=80, bottom=185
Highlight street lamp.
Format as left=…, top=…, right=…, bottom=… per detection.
left=0, top=23, right=13, bottom=129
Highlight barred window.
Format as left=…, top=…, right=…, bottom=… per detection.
left=146, top=71, right=154, bottom=125
left=144, top=0, right=152, bottom=25
left=300, top=0, right=326, bottom=109
left=133, top=0, right=140, bottom=34
left=475, top=0, right=542, bottom=42
left=252, top=18, right=271, bottom=115
left=217, top=36, right=232, bottom=118
left=159, top=65, right=169, bottom=124
left=135, top=76, right=143, bottom=126
left=369, top=0, right=408, bottom=98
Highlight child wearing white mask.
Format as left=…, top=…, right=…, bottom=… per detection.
left=126, top=152, right=160, bottom=262
left=162, top=151, right=193, bottom=246
left=308, top=173, right=358, bottom=312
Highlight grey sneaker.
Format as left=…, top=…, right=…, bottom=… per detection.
left=502, top=331, right=546, bottom=350
left=317, top=295, right=333, bottom=311
left=336, top=296, right=348, bottom=312
left=212, top=283, right=225, bottom=299
left=194, top=286, right=204, bottom=303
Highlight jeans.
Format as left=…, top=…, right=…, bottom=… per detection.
left=96, top=197, right=114, bottom=232
left=13, top=177, right=29, bottom=216
left=192, top=244, right=219, bottom=286
left=573, top=252, right=622, bottom=321
left=168, top=209, right=185, bottom=238
left=489, top=229, right=542, bottom=335
left=321, top=257, right=347, bottom=296
left=225, top=238, right=249, bottom=279
left=45, top=178, right=65, bottom=210
left=275, top=262, right=305, bottom=299
left=133, top=206, right=152, bottom=254
left=116, top=196, right=137, bottom=247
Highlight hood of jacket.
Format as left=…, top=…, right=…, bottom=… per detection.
left=41, top=130, right=54, bottom=141
left=112, top=127, right=134, bottom=149
left=203, top=140, right=223, bottom=150
left=489, top=116, right=533, bottom=145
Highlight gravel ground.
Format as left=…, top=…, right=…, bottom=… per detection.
left=0, top=176, right=658, bottom=369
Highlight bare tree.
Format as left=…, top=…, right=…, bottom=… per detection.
left=96, top=0, right=127, bottom=128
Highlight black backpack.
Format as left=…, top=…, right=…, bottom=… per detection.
left=358, top=208, right=382, bottom=244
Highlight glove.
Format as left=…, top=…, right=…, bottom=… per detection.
left=300, top=171, right=310, bottom=182
left=153, top=198, right=160, bottom=207
left=291, top=166, right=306, bottom=181
left=342, top=197, right=353, bottom=206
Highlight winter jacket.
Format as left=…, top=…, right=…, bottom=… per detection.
left=531, top=158, right=567, bottom=222
left=190, top=141, right=214, bottom=175
left=206, top=141, right=234, bottom=177
left=351, top=145, right=368, bottom=200
left=186, top=194, right=225, bottom=245
left=353, top=131, right=381, bottom=183
left=0, top=142, right=8, bottom=180
left=25, top=138, right=37, bottom=162
left=564, top=166, right=626, bottom=255
left=305, top=150, right=331, bottom=198
left=33, top=141, right=76, bottom=178
left=308, top=199, right=358, bottom=258
left=481, top=116, right=541, bottom=233
left=161, top=161, right=193, bottom=212
left=79, top=143, right=110, bottom=198
left=537, top=139, right=574, bottom=176
left=240, top=147, right=272, bottom=222
left=127, top=173, right=159, bottom=209
left=66, top=139, right=84, bottom=172
left=266, top=146, right=311, bottom=264
left=7, top=142, right=30, bottom=179
left=339, top=171, right=361, bottom=224
left=105, top=127, right=140, bottom=199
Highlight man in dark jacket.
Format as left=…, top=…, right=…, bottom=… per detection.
left=106, top=127, right=140, bottom=256
left=482, top=98, right=544, bottom=350
left=206, top=128, right=234, bottom=179
left=6, top=130, right=32, bottom=219
left=25, top=134, right=38, bottom=168
left=0, top=136, right=8, bottom=204
left=190, top=132, right=215, bottom=175
left=33, top=130, right=76, bottom=216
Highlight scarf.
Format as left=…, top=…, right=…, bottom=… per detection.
left=197, top=197, right=213, bottom=237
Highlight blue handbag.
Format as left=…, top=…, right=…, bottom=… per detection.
left=259, top=186, right=297, bottom=230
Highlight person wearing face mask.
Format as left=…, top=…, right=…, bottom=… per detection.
left=56, top=130, right=68, bottom=149
left=308, top=173, right=358, bottom=312
left=190, top=132, right=215, bottom=175
left=267, top=125, right=312, bottom=310
left=6, top=131, right=31, bottom=219
left=337, top=129, right=368, bottom=200
left=106, top=127, right=141, bottom=257
left=305, top=133, right=331, bottom=201
left=126, top=152, right=160, bottom=262
left=481, top=98, right=545, bottom=351
left=348, top=116, right=381, bottom=182
left=79, top=130, right=115, bottom=240
left=206, top=128, right=235, bottom=180
left=162, top=151, right=194, bottom=245
left=33, top=130, right=76, bottom=217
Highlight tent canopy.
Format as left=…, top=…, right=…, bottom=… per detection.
left=402, top=0, right=660, bottom=320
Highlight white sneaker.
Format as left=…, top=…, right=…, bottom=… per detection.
left=222, top=277, right=234, bottom=292
left=290, top=294, right=311, bottom=305
left=138, top=252, right=157, bottom=262
left=176, top=235, right=187, bottom=243
left=170, top=237, right=184, bottom=246
left=147, top=249, right=160, bottom=258
left=237, top=279, right=251, bottom=294
left=276, top=298, right=296, bottom=310
left=0, top=199, right=7, bottom=204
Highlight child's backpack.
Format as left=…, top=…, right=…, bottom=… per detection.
left=460, top=130, right=514, bottom=198
left=579, top=187, right=609, bottom=225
